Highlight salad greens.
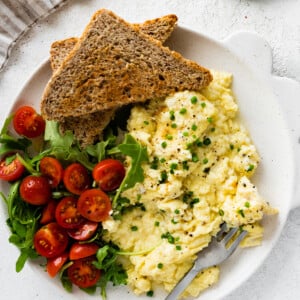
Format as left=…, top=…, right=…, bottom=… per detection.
left=0, top=115, right=149, bottom=298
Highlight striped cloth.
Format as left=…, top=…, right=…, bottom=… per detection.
left=0, top=0, right=67, bottom=72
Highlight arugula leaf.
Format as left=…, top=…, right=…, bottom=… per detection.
left=0, top=115, right=32, bottom=156
left=44, top=121, right=94, bottom=170
left=0, top=181, right=40, bottom=272
left=113, top=134, right=148, bottom=207
left=94, top=245, right=127, bottom=299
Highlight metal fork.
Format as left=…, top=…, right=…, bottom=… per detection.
left=165, top=223, right=248, bottom=300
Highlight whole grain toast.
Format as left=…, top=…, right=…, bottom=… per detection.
left=41, top=9, right=212, bottom=142
left=54, top=14, right=178, bottom=147
left=50, top=14, right=178, bottom=71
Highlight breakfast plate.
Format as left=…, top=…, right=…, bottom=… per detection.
left=0, top=26, right=300, bottom=300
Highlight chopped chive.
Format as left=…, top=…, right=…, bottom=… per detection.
left=176, top=245, right=182, bottom=251
left=183, top=131, right=189, bottom=137
left=166, top=134, right=173, bottom=140
left=207, top=117, right=213, bottom=123
left=192, top=153, right=199, bottom=162
left=203, top=137, right=211, bottom=146
left=171, top=123, right=177, bottom=128
left=179, top=108, right=187, bottom=114
left=146, top=290, right=154, bottom=297
left=190, top=96, right=198, bottom=104
left=182, top=161, right=189, bottom=170
left=171, top=219, right=178, bottom=224
left=131, top=226, right=138, bottom=231
left=190, top=198, right=200, bottom=207
left=157, top=263, right=164, bottom=269
left=202, top=158, right=208, bottom=164
left=201, top=102, right=206, bottom=108
left=244, top=201, right=250, bottom=208
left=238, top=209, right=245, bottom=218
left=154, top=221, right=160, bottom=227
left=211, top=127, right=215, bottom=132
left=191, top=124, right=198, bottom=131
left=230, top=144, right=234, bottom=150
left=144, top=120, right=149, bottom=125
left=195, top=138, right=203, bottom=147
left=161, top=141, right=167, bottom=148
left=169, top=110, right=175, bottom=121
left=150, top=156, right=159, bottom=169
left=246, top=164, right=254, bottom=172
left=160, top=158, right=166, bottom=163
left=159, top=170, right=168, bottom=183
left=219, top=209, right=225, bottom=216
left=174, top=209, right=180, bottom=214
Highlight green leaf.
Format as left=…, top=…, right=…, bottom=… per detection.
left=44, top=121, right=94, bottom=170
left=113, top=134, right=148, bottom=206
left=16, top=250, right=29, bottom=273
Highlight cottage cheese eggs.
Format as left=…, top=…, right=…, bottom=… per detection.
left=103, top=71, right=277, bottom=298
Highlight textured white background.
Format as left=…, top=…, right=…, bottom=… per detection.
left=0, top=0, right=299, bottom=299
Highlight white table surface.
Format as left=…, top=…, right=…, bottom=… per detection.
left=0, top=0, right=299, bottom=299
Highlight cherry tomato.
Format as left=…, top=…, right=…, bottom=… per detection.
left=69, top=243, right=99, bottom=260
left=77, top=189, right=112, bottom=222
left=67, top=256, right=101, bottom=288
left=55, top=197, right=85, bottom=229
left=40, top=157, right=63, bottom=188
left=92, top=159, right=125, bottom=192
left=40, top=199, right=57, bottom=224
left=67, top=220, right=98, bottom=241
left=0, top=155, right=25, bottom=181
left=20, top=175, right=51, bottom=205
left=46, top=252, right=69, bottom=278
left=63, top=163, right=91, bottom=195
left=34, top=222, right=69, bottom=258
left=13, top=105, right=45, bottom=138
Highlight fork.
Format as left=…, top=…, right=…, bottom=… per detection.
left=165, top=223, right=248, bottom=300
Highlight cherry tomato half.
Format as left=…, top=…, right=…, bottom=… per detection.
left=20, top=175, right=51, bottom=205
left=46, top=252, right=69, bottom=278
left=92, top=159, right=125, bottom=192
left=34, top=222, right=69, bottom=258
left=67, top=256, right=101, bottom=288
left=40, top=199, right=57, bottom=224
left=67, top=220, right=98, bottom=241
left=13, top=106, right=45, bottom=138
left=40, top=157, right=63, bottom=188
left=63, top=163, right=91, bottom=195
left=0, top=155, right=25, bottom=181
left=69, top=243, right=99, bottom=260
left=55, top=197, right=85, bottom=229
left=77, top=189, right=112, bottom=222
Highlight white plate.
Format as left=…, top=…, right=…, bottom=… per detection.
left=0, top=27, right=300, bottom=300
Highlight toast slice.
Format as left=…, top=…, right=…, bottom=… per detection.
left=41, top=9, right=212, bottom=129
left=55, top=14, right=178, bottom=147
left=50, top=14, right=178, bottom=71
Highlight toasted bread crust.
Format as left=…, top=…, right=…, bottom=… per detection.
left=50, top=14, right=177, bottom=71
left=41, top=9, right=212, bottom=122
left=51, top=14, right=178, bottom=147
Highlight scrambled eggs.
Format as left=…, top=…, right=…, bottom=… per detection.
left=103, top=71, right=277, bottom=298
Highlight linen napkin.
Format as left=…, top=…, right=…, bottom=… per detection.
left=0, top=0, right=67, bottom=72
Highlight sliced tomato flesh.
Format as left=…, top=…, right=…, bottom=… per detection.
left=40, top=157, right=64, bottom=188
left=63, top=163, right=91, bottom=195
left=33, top=222, right=69, bottom=258
left=69, top=242, right=99, bottom=260
left=92, top=159, right=125, bottom=192
left=13, top=105, right=45, bottom=138
left=67, top=256, right=101, bottom=288
left=67, top=220, right=98, bottom=241
left=46, top=252, right=69, bottom=278
left=77, top=189, right=112, bottom=222
left=40, top=199, right=57, bottom=224
left=0, top=155, right=25, bottom=181
left=55, top=197, right=85, bottom=229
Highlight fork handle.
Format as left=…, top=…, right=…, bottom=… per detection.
left=165, top=266, right=201, bottom=299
